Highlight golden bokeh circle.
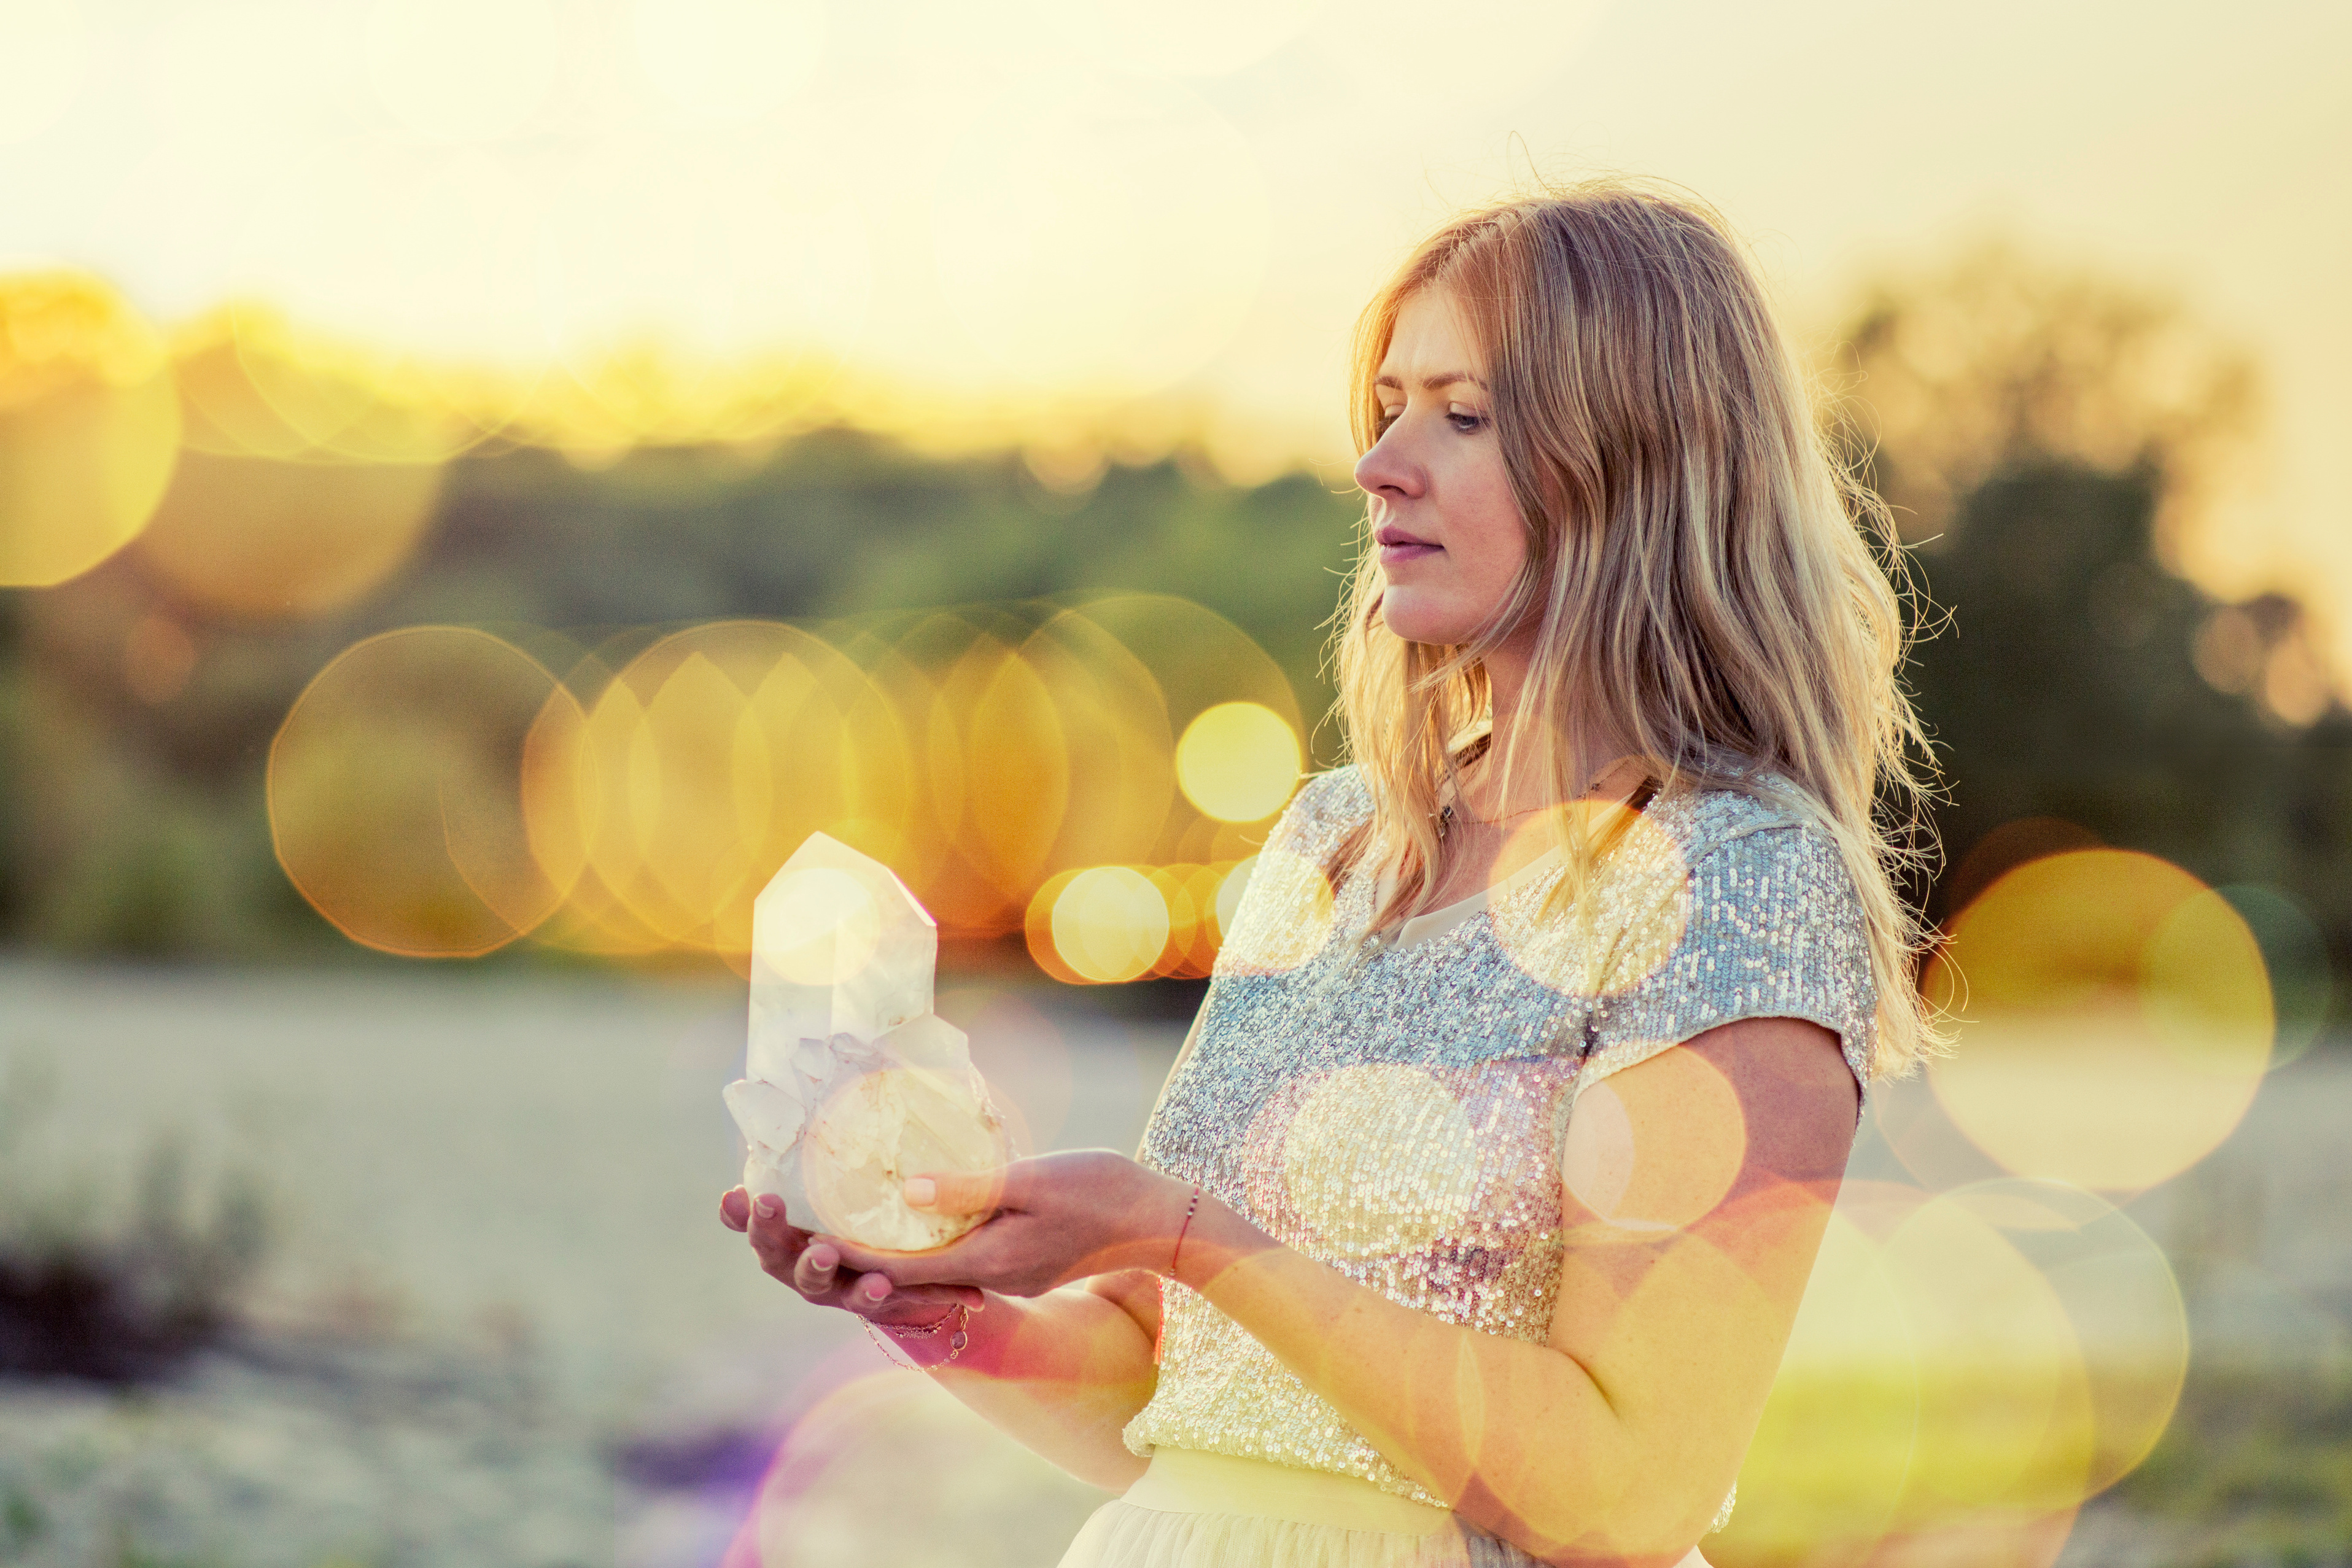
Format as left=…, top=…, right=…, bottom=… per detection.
left=268, top=626, right=583, bottom=957
left=1213, top=850, right=1334, bottom=975
left=1717, top=1203, right=1917, bottom=1564
left=1174, top=701, right=1301, bottom=823
left=133, top=447, right=443, bottom=619
left=1048, top=866, right=1170, bottom=984
left=1488, top=799, right=1686, bottom=996
left=1281, top=1065, right=1479, bottom=1257
left=0, top=271, right=180, bottom=588
left=799, top=1065, right=1009, bottom=1251
left=1940, top=1178, right=2187, bottom=1506
left=1879, top=1190, right=2089, bottom=1525
left=1562, top=1049, right=1746, bottom=1232
left=1927, top=849, right=2272, bottom=1194
left=549, top=620, right=912, bottom=962
left=1020, top=610, right=1174, bottom=877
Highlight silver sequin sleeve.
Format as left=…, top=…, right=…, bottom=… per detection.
left=1578, top=817, right=1879, bottom=1103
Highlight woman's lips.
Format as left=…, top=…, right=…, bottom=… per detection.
left=1376, top=527, right=1440, bottom=565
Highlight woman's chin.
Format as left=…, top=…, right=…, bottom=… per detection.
left=1383, top=611, right=1481, bottom=648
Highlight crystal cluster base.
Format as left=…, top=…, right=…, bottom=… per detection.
left=726, top=833, right=1006, bottom=1251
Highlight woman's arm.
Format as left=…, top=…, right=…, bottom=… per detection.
left=721, top=1009, right=1212, bottom=1489
left=836, top=1015, right=1857, bottom=1564
left=725, top=1194, right=1163, bottom=1489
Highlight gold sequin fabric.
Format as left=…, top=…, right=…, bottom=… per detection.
left=1124, top=766, right=1877, bottom=1535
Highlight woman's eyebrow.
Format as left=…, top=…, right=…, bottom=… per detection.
left=1373, top=371, right=1488, bottom=392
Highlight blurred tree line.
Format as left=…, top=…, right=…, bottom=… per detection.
left=1836, top=247, right=2348, bottom=1036
left=0, top=246, right=2343, bottom=1029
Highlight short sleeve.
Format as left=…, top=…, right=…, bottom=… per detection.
left=1210, top=769, right=1369, bottom=979
left=1577, top=820, right=1877, bottom=1102
left=1257, top=766, right=1371, bottom=860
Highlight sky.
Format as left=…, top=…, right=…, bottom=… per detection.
left=3, top=0, right=2346, bottom=653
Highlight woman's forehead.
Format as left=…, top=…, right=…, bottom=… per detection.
left=1377, top=290, right=1486, bottom=384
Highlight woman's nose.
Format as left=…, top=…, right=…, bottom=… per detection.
left=1354, top=429, right=1424, bottom=502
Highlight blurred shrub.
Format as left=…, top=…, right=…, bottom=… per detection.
left=2117, top=1365, right=2352, bottom=1564
left=1831, top=249, right=2352, bottom=988
left=0, top=429, right=1362, bottom=965
left=0, top=1056, right=270, bottom=1380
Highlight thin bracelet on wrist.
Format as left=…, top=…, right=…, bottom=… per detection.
left=863, top=1301, right=971, bottom=1370
left=1168, top=1182, right=1203, bottom=1281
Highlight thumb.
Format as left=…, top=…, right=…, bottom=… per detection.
left=904, top=1167, right=1006, bottom=1216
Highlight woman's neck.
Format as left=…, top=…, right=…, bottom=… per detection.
left=1463, top=637, right=1634, bottom=818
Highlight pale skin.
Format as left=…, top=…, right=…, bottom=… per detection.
left=719, top=288, right=1860, bottom=1565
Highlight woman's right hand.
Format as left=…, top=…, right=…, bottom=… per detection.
left=719, top=1187, right=984, bottom=1331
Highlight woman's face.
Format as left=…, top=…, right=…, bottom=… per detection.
left=1355, top=288, right=1529, bottom=648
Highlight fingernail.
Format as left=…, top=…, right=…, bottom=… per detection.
left=755, top=1195, right=783, bottom=1219
left=904, top=1177, right=936, bottom=1209
left=864, top=1276, right=890, bottom=1302
left=807, top=1246, right=837, bottom=1271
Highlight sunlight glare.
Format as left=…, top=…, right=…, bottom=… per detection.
left=0, top=0, right=88, bottom=146
left=934, top=72, right=1269, bottom=394
left=365, top=0, right=559, bottom=143
left=631, top=0, right=826, bottom=123
left=532, top=156, right=872, bottom=437
left=1085, top=0, right=1328, bottom=77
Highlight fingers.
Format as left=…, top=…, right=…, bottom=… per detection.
left=777, top=1230, right=895, bottom=1311
left=739, top=1191, right=972, bottom=1320
left=791, top=1238, right=837, bottom=1295
left=829, top=1230, right=996, bottom=1290
left=746, top=1193, right=810, bottom=1277
left=904, top=1166, right=1008, bottom=1217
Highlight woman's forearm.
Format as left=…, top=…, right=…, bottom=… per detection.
left=895, top=1272, right=1161, bottom=1491
left=1171, top=1201, right=1648, bottom=1554
left=1156, top=1025, right=1850, bottom=1559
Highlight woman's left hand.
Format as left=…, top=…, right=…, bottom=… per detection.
left=821, top=1149, right=1198, bottom=1298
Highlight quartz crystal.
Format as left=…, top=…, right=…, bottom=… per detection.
left=728, top=833, right=1007, bottom=1251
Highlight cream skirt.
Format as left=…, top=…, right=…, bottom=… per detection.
left=1057, top=1449, right=1709, bottom=1568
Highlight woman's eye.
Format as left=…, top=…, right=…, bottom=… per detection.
left=1446, top=409, right=1487, bottom=433
left=1375, top=408, right=1403, bottom=433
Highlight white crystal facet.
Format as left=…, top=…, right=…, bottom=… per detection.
left=729, top=833, right=1007, bottom=1251
left=723, top=1078, right=806, bottom=1149
left=747, top=834, right=935, bottom=1084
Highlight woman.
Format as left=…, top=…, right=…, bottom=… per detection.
left=720, top=180, right=1934, bottom=1567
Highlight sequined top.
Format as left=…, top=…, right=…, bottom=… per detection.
left=1123, top=765, right=1877, bottom=1518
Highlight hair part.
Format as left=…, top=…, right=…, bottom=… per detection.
left=1330, top=178, right=1943, bottom=1076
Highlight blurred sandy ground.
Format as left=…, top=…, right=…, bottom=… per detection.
left=0, top=959, right=1176, bottom=1567
left=0, top=958, right=2345, bottom=1567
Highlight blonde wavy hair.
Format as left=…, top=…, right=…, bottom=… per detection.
left=1331, top=180, right=1939, bottom=1076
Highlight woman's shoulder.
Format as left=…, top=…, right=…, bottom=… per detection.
left=1642, top=771, right=1849, bottom=887
left=1263, top=765, right=1374, bottom=859
left=1585, top=769, right=1878, bottom=1089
